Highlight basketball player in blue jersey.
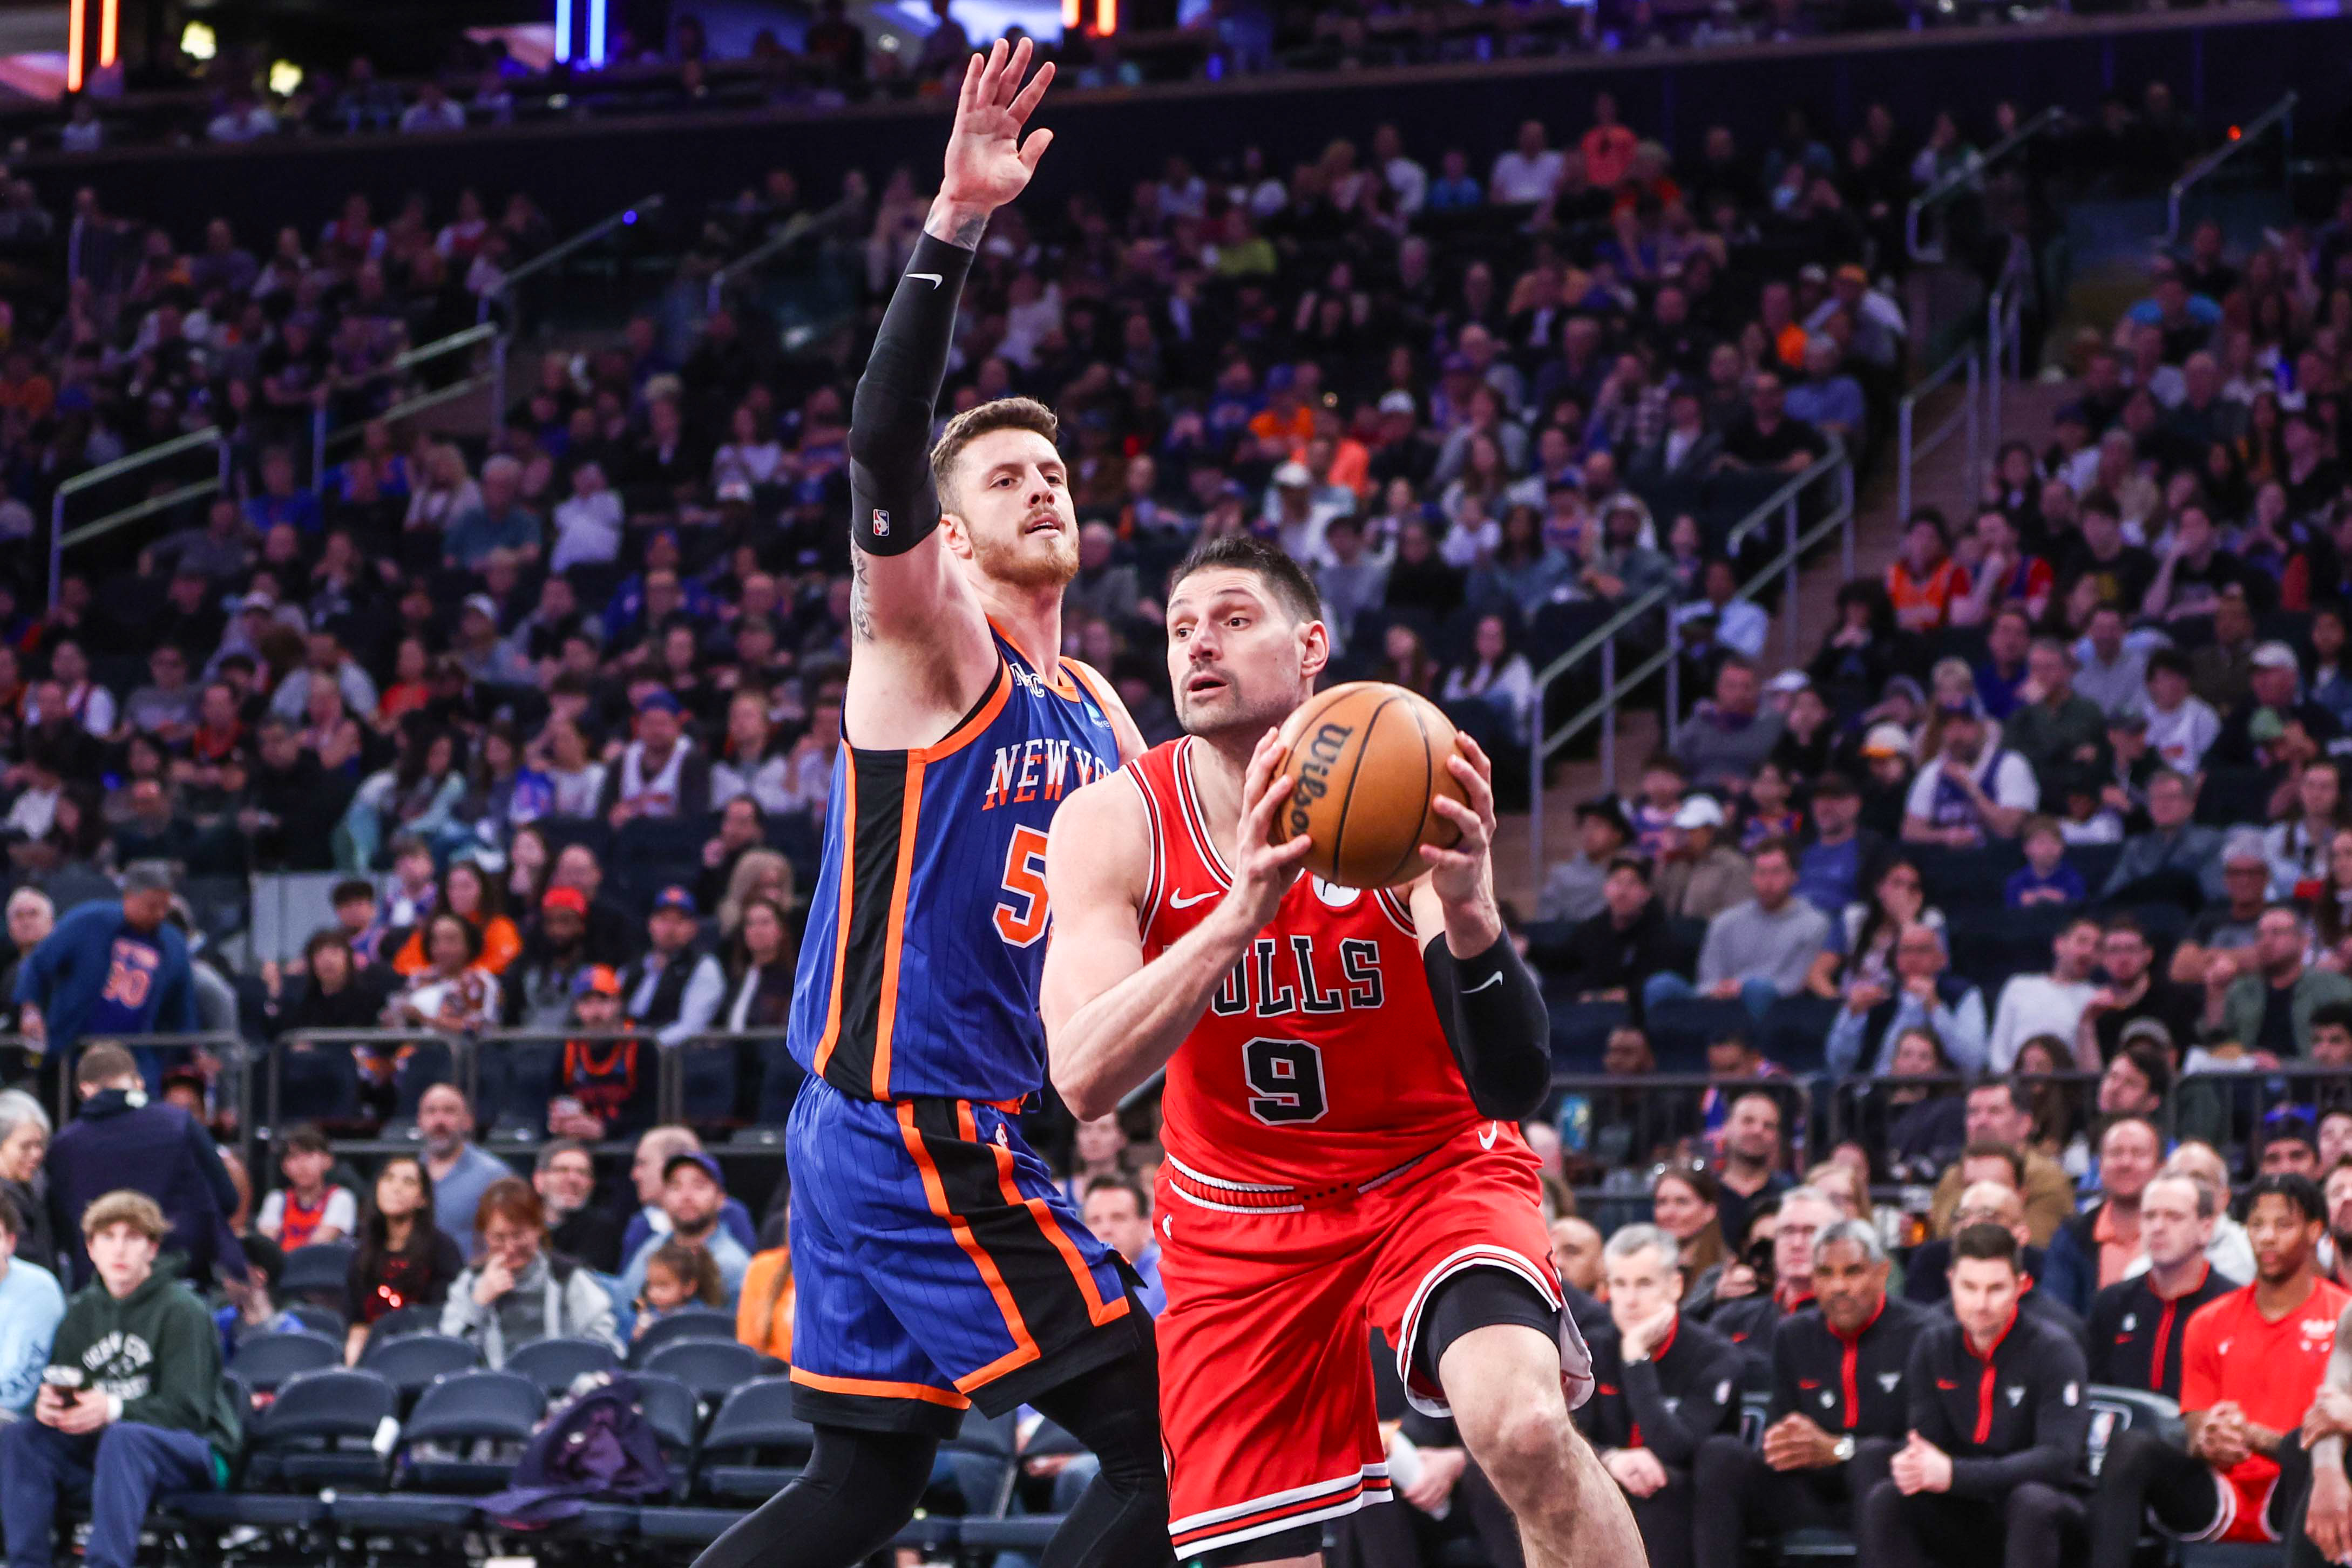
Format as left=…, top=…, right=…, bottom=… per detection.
left=688, top=38, right=1170, bottom=1568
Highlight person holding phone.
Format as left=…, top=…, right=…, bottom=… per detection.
left=2, top=1191, right=240, bottom=1568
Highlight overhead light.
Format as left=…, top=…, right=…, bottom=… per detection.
left=267, top=59, right=301, bottom=94
left=180, top=19, right=216, bottom=60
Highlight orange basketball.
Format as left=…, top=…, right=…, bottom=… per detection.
left=1272, top=681, right=1468, bottom=890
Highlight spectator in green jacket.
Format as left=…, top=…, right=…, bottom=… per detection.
left=1, top=1190, right=239, bottom=1568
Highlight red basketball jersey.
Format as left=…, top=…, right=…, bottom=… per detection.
left=1123, top=737, right=1486, bottom=1195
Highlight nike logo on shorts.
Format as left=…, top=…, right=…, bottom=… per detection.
left=1169, top=888, right=1217, bottom=909
left=1479, top=1122, right=1499, bottom=1149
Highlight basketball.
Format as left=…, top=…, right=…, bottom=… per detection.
left=1271, top=681, right=1469, bottom=890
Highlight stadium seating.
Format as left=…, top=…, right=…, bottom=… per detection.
left=629, top=1307, right=742, bottom=1362
left=504, top=1334, right=625, bottom=1396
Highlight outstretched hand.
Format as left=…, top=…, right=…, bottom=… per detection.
left=936, top=39, right=1055, bottom=228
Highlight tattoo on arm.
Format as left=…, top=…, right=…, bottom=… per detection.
left=850, top=552, right=875, bottom=644
left=948, top=213, right=987, bottom=249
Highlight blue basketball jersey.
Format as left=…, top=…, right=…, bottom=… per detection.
left=788, top=631, right=1121, bottom=1103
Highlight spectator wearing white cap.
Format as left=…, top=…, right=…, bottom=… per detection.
left=1901, top=700, right=2039, bottom=849
left=1656, top=795, right=1755, bottom=924
left=1263, top=458, right=1352, bottom=561
left=453, top=594, right=531, bottom=686
left=2207, top=639, right=2342, bottom=769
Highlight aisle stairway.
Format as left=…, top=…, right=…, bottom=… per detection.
left=1490, top=374, right=2081, bottom=912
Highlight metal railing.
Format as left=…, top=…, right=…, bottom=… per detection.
left=1525, top=442, right=1854, bottom=859
left=1895, top=342, right=1981, bottom=524
left=260, top=1026, right=793, bottom=1149
left=1983, top=237, right=2032, bottom=463
left=701, top=192, right=863, bottom=318
left=2166, top=90, right=2296, bottom=246
left=309, top=322, right=501, bottom=481
left=47, top=320, right=502, bottom=606
left=1906, top=106, right=2067, bottom=264
left=478, top=193, right=665, bottom=418
left=45, top=425, right=227, bottom=605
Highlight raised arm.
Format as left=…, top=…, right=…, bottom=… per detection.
left=846, top=42, right=1055, bottom=690
left=1041, top=734, right=1311, bottom=1119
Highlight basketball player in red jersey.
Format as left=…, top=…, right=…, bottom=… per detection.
left=1040, top=534, right=1645, bottom=1568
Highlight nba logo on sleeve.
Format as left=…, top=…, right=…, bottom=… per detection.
left=871, top=508, right=891, bottom=537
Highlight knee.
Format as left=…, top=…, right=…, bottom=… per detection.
left=1860, top=1477, right=1906, bottom=1533
left=2102, top=1427, right=2165, bottom=1484
left=1456, top=1386, right=1576, bottom=1501
left=1642, top=973, right=1685, bottom=1010
left=2009, top=1482, right=2065, bottom=1528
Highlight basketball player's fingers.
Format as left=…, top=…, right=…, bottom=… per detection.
left=976, top=37, right=1008, bottom=101
left=1241, top=772, right=1296, bottom=841
left=1018, top=128, right=1055, bottom=172
left=1428, top=791, right=1490, bottom=849
left=1452, top=730, right=1494, bottom=780
left=1240, top=727, right=1287, bottom=798
left=957, top=50, right=984, bottom=116
left=998, top=37, right=1033, bottom=105
left=1443, top=754, right=1495, bottom=828
left=1008, top=59, right=1054, bottom=124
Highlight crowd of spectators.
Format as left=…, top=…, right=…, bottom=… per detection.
left=0, top=29, right=2347, bottom=1567
left=27, top=0, right=2283, bottom=158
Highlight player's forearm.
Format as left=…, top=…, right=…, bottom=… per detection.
left=1052, top=909, right=1257, bottom=1119
left=848, top=227, right=978, bottom=560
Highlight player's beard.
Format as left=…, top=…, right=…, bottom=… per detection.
left=1176, top=673, right=1293, bottom=742
left=969, top=515, right=1080, bottom=592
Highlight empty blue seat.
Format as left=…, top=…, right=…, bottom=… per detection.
left=358, top=1331, right=480, bottom=1409
left=505, top=1335, right=623, bottom=1397
left=227, top=1331, right=342, bottom=1396
left=643, top=1338, right=771, bottom=1407
left=330, top=1369, right=546, bottom=1536
left=694, top=1375, right=816, bottom=1501
left=628, top=1307, right=741, bottom=1364
left=277, top=1240, right=356, bottom=1303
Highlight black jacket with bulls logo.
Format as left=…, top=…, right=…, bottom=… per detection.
left=1904, top=1308, right=2092, bottom=1498
left=1576, top=1312, right=1746, bottom=1468
left=1768, top=1293, right=1931, bottom=1438
left=2085, top=1261, right=2239, bottom=1399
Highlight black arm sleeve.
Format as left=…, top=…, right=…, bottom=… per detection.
left=849, top=231, right=978, bottom=556
left=1422, top=933, right=1551, bottom=1121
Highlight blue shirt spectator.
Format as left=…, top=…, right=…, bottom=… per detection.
left=12, top=871, right=198, bottom=1083
left=0, top=1199, right=64, bottom=1417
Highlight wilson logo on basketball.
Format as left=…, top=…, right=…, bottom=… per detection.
left=1287, top=721, right=1353, bottom=837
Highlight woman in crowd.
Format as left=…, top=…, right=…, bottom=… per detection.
left=2313, top=826, right=2352, bottom=968
left=392, top=859, right=520, bottom=976
left=1650, top=1166, right=1729, bottom=1305
left=1373, top=620, right=1442, bottom=697
left=1881, top=1026, right=1968, bottom=1183
left=1438, top=613, right=1536, bottom=750
left=716, top=850, right=792, bottom=945
left=711, top=689, right=792, bottom=816
left=0, top=1089, right=54, bottom=1277
left=1808, top=857, right=1946, bottom=997
left=386, top=911, right=502, bottom=1032
left=440, top=1177, right=619, bottom=1365
left=2268, top=758, right=2348, bottom=899
left=343, top=1156, right=466, bottom=1361
left=341, top=723, right=468, bottom=870
left=2011, top=1034, right=2088, bottom=1175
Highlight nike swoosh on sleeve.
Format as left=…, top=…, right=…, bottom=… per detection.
left=1463, top=971, right=1504, bottom=993
left=907, top=272, right=944, bottom=287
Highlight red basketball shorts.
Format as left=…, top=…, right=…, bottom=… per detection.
left=1153, top=1118, right=1587, bottom=1560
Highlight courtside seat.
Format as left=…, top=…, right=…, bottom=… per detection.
left=358, top=1331, right=480, bottom=1411
left=227, top=1330, right=343, bottom=1397
left=329, top=1369, right=544, bottom=1536
left=693, top=1376, right=815, bottom=1502
left=504, top=1334, right=624, bottom=1397
left=629, top=1306, right=741, bottom=1364
left=642, top=1337, right=774, bottom=1407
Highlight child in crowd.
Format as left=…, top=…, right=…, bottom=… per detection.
left=1629, top=753, right=1687, bottom=857
left=2005, top=814, right=2086, bottom=909
left=1737, top=760, right=1803, bottom=851
left=257, top=1125, right=357, bottom=1248
left=631, top=1238, right=724, bottom=1341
